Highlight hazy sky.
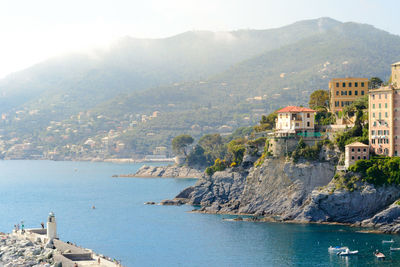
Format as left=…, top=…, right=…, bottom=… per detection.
left=0, top=0, right=399, bottom=78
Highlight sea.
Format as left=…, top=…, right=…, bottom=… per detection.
left=0, top=160, right=400, bottom=266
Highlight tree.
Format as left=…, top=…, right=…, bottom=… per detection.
left=369, top=77, right=383, bottom=89
left=254, top=111, right=277, bottom=132
left=172, top=134, right=194, bottom=156
left=308, top=90, right=329, bottom=109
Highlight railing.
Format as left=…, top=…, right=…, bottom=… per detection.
left=296, top=132, right=324, bottom=138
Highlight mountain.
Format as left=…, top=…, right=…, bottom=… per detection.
left=1, top=17, right=400, bottom=158
left=0, top=18, right=340, bottom=116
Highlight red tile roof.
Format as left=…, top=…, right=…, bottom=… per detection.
left=276, top=106, right=316, bottom=113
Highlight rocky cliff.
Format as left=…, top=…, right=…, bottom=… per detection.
left=171, top=157, right=400, bottom=233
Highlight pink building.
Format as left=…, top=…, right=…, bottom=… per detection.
left=369, top=62, right=400, bottom=156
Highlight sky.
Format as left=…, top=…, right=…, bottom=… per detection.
left=0, top=0, right=399, bottom=78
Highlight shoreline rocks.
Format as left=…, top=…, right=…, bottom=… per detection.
left=166, top=157, right=400, bottom=234
left=118, top=165, right=204, bottom=178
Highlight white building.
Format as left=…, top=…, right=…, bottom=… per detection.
left=275, top=106, right=316, bottom=137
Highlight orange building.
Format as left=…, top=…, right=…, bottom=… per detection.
left=329, top=78, right=369, bottom=114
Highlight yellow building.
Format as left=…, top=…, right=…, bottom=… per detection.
left=329, top=77, right=369, bottom=114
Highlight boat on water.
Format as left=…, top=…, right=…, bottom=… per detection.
left=337, top=248, right=359, bottom=256
left=328, top=246, right=348, bottom=253
left=390, top=247, right=400, bottom=251
left=374, top=251, right=386, bottom=259
left=382, top=239, right=395, bottom=244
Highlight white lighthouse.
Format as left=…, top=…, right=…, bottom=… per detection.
left=46, top=212, right=57, bottom=240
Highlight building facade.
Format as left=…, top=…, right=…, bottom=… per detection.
left=344, top=142, right=369, bottom=169
left=369, top=63, right=400, bottom=157
left=392, top=62, right=400, bottom=88
left=329, top=77, right=369, bottom=114
left=275, top=106, right=315, bottom=136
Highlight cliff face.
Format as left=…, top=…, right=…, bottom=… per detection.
left=178, top=158, right=335, bottom=216
left=174, top=157, right=400, bottom=231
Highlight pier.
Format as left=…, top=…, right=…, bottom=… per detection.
left=11, top=213, right=122, bottom=267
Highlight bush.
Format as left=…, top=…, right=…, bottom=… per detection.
left=205, top=158, right=228, bottom=176
left=291, top=138, right=322, bottom=162
left=349, top=157, right=400, bottom=186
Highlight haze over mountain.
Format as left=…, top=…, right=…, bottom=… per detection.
left=1, top=17, right=400, bottom=158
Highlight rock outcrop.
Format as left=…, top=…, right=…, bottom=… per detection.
left=170, top=157, right=400, bottom=232
left=0, top=233, right=55, bottom=266
left=120, top=165, right=204, bottom=178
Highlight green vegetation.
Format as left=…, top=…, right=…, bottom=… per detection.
left=315, top=107, right=336, bottom=126
left=349, top=157, right=400, bottom=186
left=291, top=138, right=323, bottom=162
left=226, top=138, right=246, bottom=165
left=333, top=172, right=360, bottom=192
left=205, top=158, right=229, bottom=176
left=369, top=77, right=383, bottom=89
left=254, top=112, right=277, bottom=132
left=308, top=90, right=329, bottom=109
left=334, top=96, right=368, bottom=151
left=172, top=134, right=194, bottom=156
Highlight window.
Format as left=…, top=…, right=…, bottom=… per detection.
left=378, top=130, right=382, bottom=135
left=372, top=139, right=376, bottom=144
left=336, top=82, right=339, bottom=87
left=307, top=121, right=310, bottom=127
left=372, top=130, right=375, bottom=135
left=349, top=82, right=352, bottom=87
left=341, top=91, right=344, bottom=96
left=373, top=104, right=375, bottom=109
left=349, top=91, right=352, bottom=96
left=379, top=112, right=381, bottom=119
left=345, top=91, right=347, bottom=95
left=363, top=156, right=366, bottom=159
left=385, top=112, right=388, bottom=118
left=379, top=94, right=381, bottom=99
left=358, top=156, right=361, bottom=160
left=307, top=113, right=310, bottom=118
left=355, top=82, right=358, bottom=87
left=351, top=148, right=354, bottom=152
left=361, top=82, right=365, bottom=87
left=336, top=91, right=339, bottom=96
left=341, top=101, right=344, bottom=107
left=335, top=101, right=339, bottom=107
left=351, top=156, right=355, bottom=160
left=342, top=82, right=346, bottom=87
left=396, top=151, right=398, bottom=156
left=358, top=148, right=360, bottom=152
left=363, top=148, right=367, bottom=152
left=385, top=103, right=388, bottom=108
left=355, top=90, right=358, bottom=95
left=379, top=103, right=381, bottom=108
left=373, top=113, right=375, bottom=118
left=361, top=91, right=365, bottom=95
left=385, top=94, right=388, bottom=99
left=373, top=121, right=377, bottom=126
left=372, top=94, right=375, bottom=99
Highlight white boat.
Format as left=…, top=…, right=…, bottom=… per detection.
left=382, top=239, right=394, bottom=243
left=337, top=248, right=359, bottom=256
left=390, top=247, right=400, bottom=251
left=374, top=251, right=385, bottom=259
left=328, top=246, right=348, bottom=253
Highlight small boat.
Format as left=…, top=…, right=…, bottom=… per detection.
left=382, top=239, right=395, bottom=243
left=328, top=246, right=348, bottom=253
left=337, top=248, right=359, bottom=256
left=390, top=247, right=400, bottom=251
left=374, top=251, right=386, bottom=259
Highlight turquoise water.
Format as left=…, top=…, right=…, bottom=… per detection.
left=1, top=161, right=400, bottom=266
